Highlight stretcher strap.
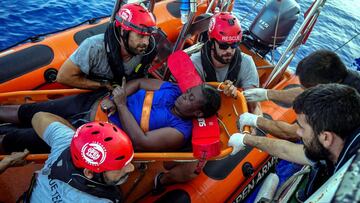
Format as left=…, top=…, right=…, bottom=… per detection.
left=140, top=91, right=154, bottom=132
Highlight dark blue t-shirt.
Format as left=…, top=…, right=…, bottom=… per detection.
left=109, top=82, right=193, bottom=143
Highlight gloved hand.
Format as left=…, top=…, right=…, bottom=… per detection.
left=228, top=133, right=247, bottom=155
left=238, top=112, right=259, bottom=132
left=243, top=88, right=268, bottom=102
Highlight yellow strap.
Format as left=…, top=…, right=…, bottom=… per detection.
left=134, top=64, right=142, bottom=73
left=140, top=91, right=154, bottom=132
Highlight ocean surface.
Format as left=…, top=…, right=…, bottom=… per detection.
left=0, top=0, right=359, bottom=71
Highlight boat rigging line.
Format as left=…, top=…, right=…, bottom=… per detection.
left=333, top=30, right=360, bottom=53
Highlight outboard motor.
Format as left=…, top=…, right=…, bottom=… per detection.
left=242, top=0, right=300, bottom=57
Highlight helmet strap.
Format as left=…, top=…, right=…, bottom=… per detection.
left=92, top=172, right=108, bottom=185
left=49, top=147, right=122, bottom=201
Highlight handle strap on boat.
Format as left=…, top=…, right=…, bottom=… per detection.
left=194, top=151, right=207, bottom=175
left=16, top=171, right=39, bottom=203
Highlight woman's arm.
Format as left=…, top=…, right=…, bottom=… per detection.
left=124, top=78, right=165, bottom=96
left=113, top=81, right=184, bottom=151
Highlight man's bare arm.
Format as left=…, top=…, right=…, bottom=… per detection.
left=31, top=112, right=75, bottom=140
left=243, top=135, right=310, bottom=165
left=257, top=117, right=300, bottom=141
left=57, top=59, right=109, bottom=90
left=267, top=87, right=304, bottom=105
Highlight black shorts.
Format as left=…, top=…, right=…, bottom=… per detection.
left=1, top=90, right=108, bottom=153
left=18, top=90, right=108, bottom=127
left=1, top=124, right=50, bottom=153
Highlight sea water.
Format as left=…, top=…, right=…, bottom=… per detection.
left=0, top=0, right=359, bottom=71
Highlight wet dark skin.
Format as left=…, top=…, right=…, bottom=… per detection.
left=112, top=78, right=205, bottom=152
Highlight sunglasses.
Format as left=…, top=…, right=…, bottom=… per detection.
left=216, top=41, right=240, bottom=50
left=116, top=16, right=158, bottom=35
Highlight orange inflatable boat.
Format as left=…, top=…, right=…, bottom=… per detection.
left=0, top=72, right=300, bottom=203
left=0, top=43, right=301, bottom=203
left=0, top=0, right=325, bottom=201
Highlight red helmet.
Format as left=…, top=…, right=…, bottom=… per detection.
left=70, top=122, right=134, bottom=173
left=115, top=3, right=157, bottom=36
left=208, top=12, right=242, bottom=43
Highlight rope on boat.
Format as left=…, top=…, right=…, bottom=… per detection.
left=217, top=118, right=231, bottom=137
left=232, top=103, right=239, bottom=117
left=333, top=30, right=360, bottom=53
left=0, top=15, right=110, bottom=52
